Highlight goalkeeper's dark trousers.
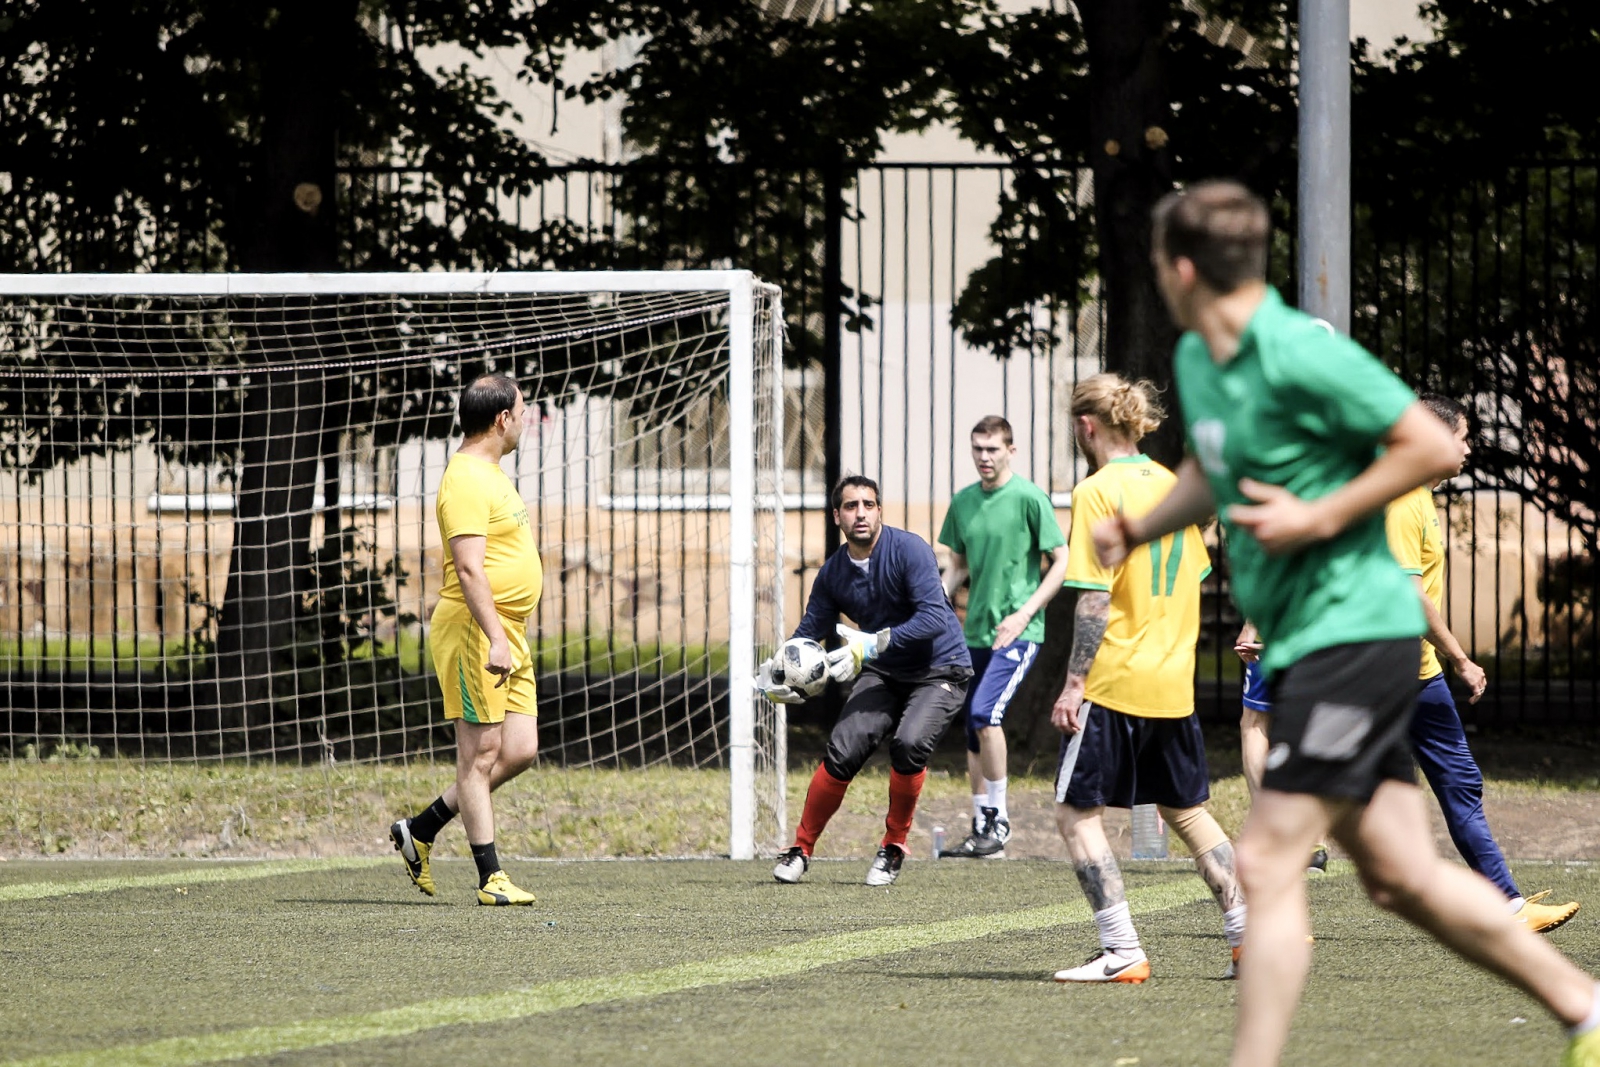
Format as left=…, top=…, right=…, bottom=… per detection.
left=821, top=665, right=970, bottom=781
left=793, top=666, right=968, bottom=855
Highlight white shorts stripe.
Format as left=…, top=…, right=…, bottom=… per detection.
left=1053, top=703, right=1092, bottom=804
left=984, top=643, right=1039, bottom=726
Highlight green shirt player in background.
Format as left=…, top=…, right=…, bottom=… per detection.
left=1092, top=180, right=1600, bottom=1067
left=939, top=415, right=1070, bottom=856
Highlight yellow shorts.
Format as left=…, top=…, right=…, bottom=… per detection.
left=429, top=598, right=537, bottom=724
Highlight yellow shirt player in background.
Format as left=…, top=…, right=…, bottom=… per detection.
left=390, top=373, right=544, bottom=907
left=1384, top=393, right=1577, bottom=931
left=1047, top=373, right=1246, bottom=985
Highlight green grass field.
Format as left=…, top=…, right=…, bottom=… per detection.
left=3, top=856, right=1597, bottom=1066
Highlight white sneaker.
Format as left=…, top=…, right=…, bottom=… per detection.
left=1052, top=948, right=1151, bottom=984
left=773, top=846, right=809, bottom=884
left=864, top=844, right=906, bottom=886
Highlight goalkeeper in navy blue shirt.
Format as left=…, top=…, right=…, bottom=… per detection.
left=759, top=475, right=972, bottom=887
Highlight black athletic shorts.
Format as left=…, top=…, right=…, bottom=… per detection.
left=1260, top=638, right=1419, bottom=802
left=1053, top=701, right=1211, bottom=810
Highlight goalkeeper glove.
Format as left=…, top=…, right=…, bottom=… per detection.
left=754, top=656, right=807, bottom=705
left=826, top=623, right=891, bottom=683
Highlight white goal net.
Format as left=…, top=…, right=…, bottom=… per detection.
left=0, top=271, right=787, bottom=860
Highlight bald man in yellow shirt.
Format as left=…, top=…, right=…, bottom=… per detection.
left=390, top=373, right=544, bottom=906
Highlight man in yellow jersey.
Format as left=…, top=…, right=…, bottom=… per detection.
left=1387, top=394, right=1578, bottom=930
left=1049, top=373, right=1246, bottom=984
left=390, top=373, right=543, bottom=906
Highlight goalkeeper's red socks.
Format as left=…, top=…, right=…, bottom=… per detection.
left=882, top=768, right=927, bottom=851
left=794, top=764, right=851, bottom=855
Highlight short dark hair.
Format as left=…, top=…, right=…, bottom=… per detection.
left=971, top=415, right=1013, bottom=446
left=459, top=374, right=522, bottom=437
left=831, top=474, right=880, bottom=512
left=1151, top=180, right=1271, bottom=292
left=1419, top=392, right=1469, bottom=432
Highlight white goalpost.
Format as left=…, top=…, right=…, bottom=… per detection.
left=0, top=270, right=787, bottom=861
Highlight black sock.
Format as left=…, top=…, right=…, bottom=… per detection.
left=409, top=797, right=455, bottom=845
left=470, top=841, right=501, bottom=886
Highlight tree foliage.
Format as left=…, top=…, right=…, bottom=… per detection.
left=4, top=0, right=1598, bottom=698
left=0, top=0, right=561, bottom=273
left=522, top=0, right=989, bottom=353
left=0, top=1, right=762, bottom=742
left=1351, top=0, right=1600, bottom=552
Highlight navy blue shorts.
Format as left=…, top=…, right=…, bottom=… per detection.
left=960, top=641, right=1040, bottom=751
left=1242, top=660, right=1272, bottom=712
left=1053, top=701, right=1211, bottom=810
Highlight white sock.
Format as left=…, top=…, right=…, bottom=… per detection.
left=1507, top=896, right=1526, bottom=914
left=985, top=777, right=1009, bottom=821
left=972, top=794, right=987, bottom=820
left=1093, top=901, right=1141, bottom=954
left=1223, top=905, right=1247, bottom=949
left=1570, top=983, right=1600, bottom=1038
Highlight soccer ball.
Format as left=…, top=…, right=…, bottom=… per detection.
left=773, top=637, right=830, bottom=697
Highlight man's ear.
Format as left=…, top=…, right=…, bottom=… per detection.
left=1175, top=255, right=1199, bottom=288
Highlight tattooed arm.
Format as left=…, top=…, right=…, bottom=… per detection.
left=1051, top=590, right=1110, bottom=735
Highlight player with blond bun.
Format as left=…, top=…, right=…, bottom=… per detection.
left=1048, top=373, right=1246, bottom=984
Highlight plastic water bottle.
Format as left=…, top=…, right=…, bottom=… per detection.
left=1130, top=804, right=1168, bottom=860
left=932, top=826, right=945, bottom=860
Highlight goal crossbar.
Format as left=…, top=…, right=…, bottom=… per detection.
left=0, top=270, right=760, bottom=297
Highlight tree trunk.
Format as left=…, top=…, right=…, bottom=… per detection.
left=213, top=355, right=325, bottom=753
left=1079, top=0, right=1182, bottom=468
left=210, top=0, right=356, bottom=753
left=997, top=4, right=1182, bottom=751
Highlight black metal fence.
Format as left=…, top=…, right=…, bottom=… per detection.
left=4, top=158, right=1596, bottom=729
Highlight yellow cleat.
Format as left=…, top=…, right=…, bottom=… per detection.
left=1563, top=1025, right=1600, bottom=1067
left=1516, top=890, right=1580, bottom=934
left=390, top=819, right=436, bottom=897
left=477, top=870, right=536, bottom=906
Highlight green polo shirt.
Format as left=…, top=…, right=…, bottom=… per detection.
left=1172, top=287, right=1425, bottom=677
left=938, top=474, right=1066, bottom=646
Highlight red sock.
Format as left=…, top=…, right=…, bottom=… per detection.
left=882, top=768, right=927, bottom=851
left=794, top=765, right=851, bottom=855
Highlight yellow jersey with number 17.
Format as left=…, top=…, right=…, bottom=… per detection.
left=435, top=452, right=543, bottom=621
left=1063, top=455, right=1211, bottom=718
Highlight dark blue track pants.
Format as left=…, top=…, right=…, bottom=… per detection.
left=1409, top=673, right=1520, bottom=901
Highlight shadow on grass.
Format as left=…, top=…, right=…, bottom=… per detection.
left=275, top=898, right=446, bottom=907
left=868, top=968, right=1052, bottom=984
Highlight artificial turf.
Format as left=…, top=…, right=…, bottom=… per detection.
left=2, top=858, right=1595, bottom=1066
